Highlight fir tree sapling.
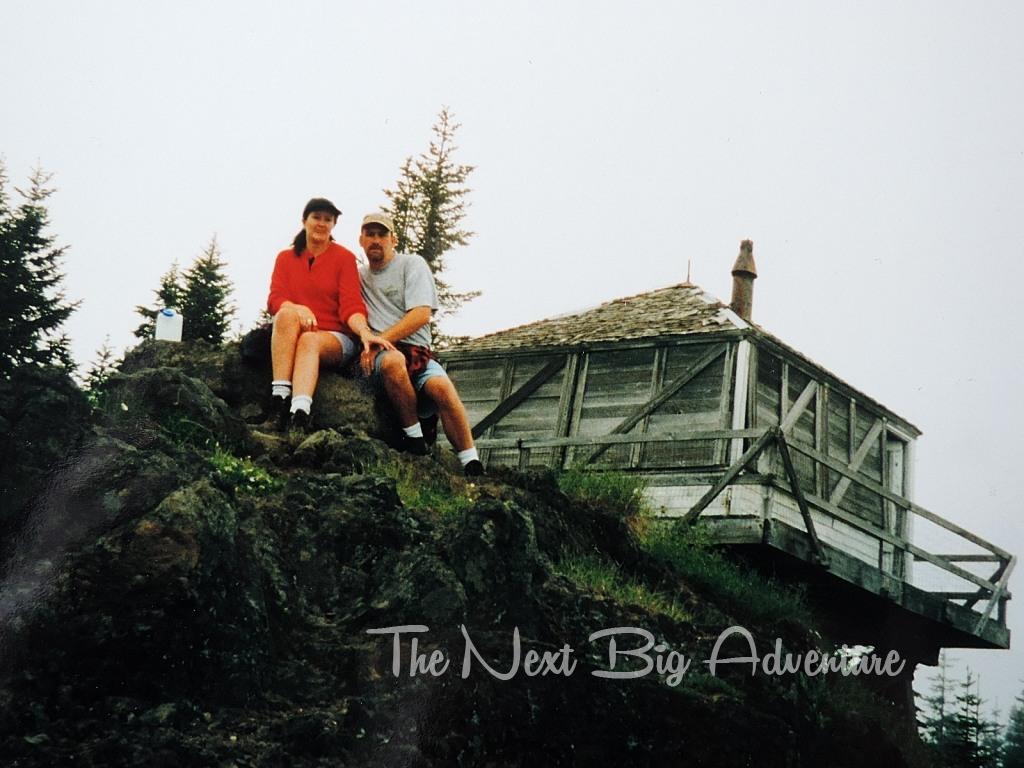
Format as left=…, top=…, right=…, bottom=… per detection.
left=180, top=236, right=236, bottom=344
left=81, top=335, right=117, bottom=403
left=133, top=261, right=183, bottom=340
left=134, top=237, right=236, bottom=345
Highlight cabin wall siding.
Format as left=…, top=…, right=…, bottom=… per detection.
left=570, top=347, right=657, bottom=467
left=826, top=390, right=851, bottom=497
left=750, top=342, right=899, bottom=534
left=646, top=483, right=762, bottom=519
left=641, top=344, right=728, bottom=468
left=488, top=354, right=567, bottom=468
left=446, top=337, right=913, bottom=558
left=645, top=483, right=889, bottom=573
left=767, top=487, right=882, bottom=567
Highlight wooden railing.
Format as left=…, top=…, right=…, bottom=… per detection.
left=476, top=427, right=1015, bottom=635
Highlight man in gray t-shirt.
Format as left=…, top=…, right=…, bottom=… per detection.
left=360, top=250, right=436, bottom=349
left=357, top=212, right=482, bottom=477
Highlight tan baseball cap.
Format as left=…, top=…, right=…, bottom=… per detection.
left=361, top=212, right=395, bottom=232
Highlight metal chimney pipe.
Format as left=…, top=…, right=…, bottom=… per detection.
left=730, top=239, right=757, bottom=321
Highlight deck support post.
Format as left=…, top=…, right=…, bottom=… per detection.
left=681, top=427, right=829, bottom=567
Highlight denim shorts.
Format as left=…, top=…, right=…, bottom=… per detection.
left=327, top=331, right=359, bottom=363
left=372, top=349, right=448, bottom=417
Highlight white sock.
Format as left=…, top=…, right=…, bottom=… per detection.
left=457, top=448, right=479, bottom=466
left=402, top=423, right=424, bottom=438
left=272, top=380, right=292, bottom=399
left=290, top=395, right=312, bottom=414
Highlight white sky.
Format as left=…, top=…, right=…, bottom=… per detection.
left=3, top=0, right=1023, bottom=716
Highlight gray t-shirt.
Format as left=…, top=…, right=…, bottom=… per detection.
left=359, top=252, right=438, bottom=348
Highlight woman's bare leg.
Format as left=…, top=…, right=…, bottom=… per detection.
left=292, top=331, right=344, bottom=399
left=271, top=307, right=303, bottom=382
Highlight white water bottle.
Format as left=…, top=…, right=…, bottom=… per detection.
left=154, top=308, right=183, bottom=341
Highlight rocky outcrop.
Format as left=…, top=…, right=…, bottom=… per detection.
left=0, top=341, right=926, bottom=767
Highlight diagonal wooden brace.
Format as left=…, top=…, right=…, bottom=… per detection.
left=973, top=555, right=1015, bottom=635
left=775, top=430, right=830, bottom=566
left=586, top=344, right=727, bottom=465
left=679, top=427, right=776, bottom=526
left=471, top=357, right=566, bottom=440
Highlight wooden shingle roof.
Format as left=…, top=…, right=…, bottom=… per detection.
left=456, top=283, right=746, bottom=352
left=450, top=280, right=921, bottom=435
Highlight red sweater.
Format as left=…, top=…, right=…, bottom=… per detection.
left=267, top=242, right=367, bottom=333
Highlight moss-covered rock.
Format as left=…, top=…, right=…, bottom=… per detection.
left=291, top=426, right=388, bottom=474
left=0, top=342, right=929, bottom=767
left=120, top=338, right=391, bottom=439
left=100, top=366, right=252, bottom=453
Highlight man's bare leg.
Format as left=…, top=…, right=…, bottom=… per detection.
left=378, top=350, right=419, bottom=428
left=422, top=376, right=474, bottom=452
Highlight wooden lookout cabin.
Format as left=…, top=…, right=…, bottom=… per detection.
left=443, top=241, right=1013, bottom=684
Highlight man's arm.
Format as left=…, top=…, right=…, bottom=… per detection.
left=358, top=305, right=432, bottom=376
left=377, top=306, right=432, bottom=345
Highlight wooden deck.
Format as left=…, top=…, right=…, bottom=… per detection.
left=475, top=427, right=1014, bottom=650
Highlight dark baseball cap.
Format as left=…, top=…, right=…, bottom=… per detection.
left=302, top=197, right=342, bottom=218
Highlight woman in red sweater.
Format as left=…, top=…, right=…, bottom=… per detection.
left=266, top=197, right=392, bottom=430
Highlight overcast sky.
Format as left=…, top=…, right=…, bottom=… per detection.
left=3, top=0, right=1022, bottom=716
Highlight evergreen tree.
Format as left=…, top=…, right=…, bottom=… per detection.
left=921, top=660, right=1003, bottom=768
left=983, top=705, right=1004, bottom=768
left=944, top=672, right=1002, bottom=768
left=920, top=651, right=956, bottom=761
left=133, top=261, right=183, bottom=340
left=383, top=107, right=479, bottom=341
left=387, top=156, right=420, bottom=255
left=82, top=335, right=117, bottom=395
left=1004, top=690, right=1024, bottom=768
left=179, top=236, right=236, bottom=344
left=0, top=163, right=78, bottom=378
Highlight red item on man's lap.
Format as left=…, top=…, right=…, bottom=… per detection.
left=396, top=342, right=437, bottom=379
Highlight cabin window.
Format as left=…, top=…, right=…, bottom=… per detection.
left=826, top=390, right=852, bottom=499
left=486, top=354, right=567, bottom=468
left=839, top=405, right=885, bottom=527
left=755, top=350, right=782, bottom=428
left=786, top=365, right=818, bottom=497
left=446, top=358, right=507, bottom=429
left=640, top=343, right=730, bottom=469
left=569, top=347, right=657, bottom=468
left=750, top=345, right=910, bottom=531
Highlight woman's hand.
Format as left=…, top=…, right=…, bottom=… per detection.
left=360, top=331, right=395, bottom=352
left=296, top=306, right=318, bottom=331
left=359, top=333, right=395, bottom=376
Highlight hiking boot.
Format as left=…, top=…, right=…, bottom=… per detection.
left=273, top=398, right=292, bottom=432
left=421, top=413, right=439, bottom=447
left=249, top=395, right=290, bottom=431
left=288, top=409, right=313, bottom=435
left=463, top=459, right=484, bottom=478
left=401, top=435, right=429, bottom=456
